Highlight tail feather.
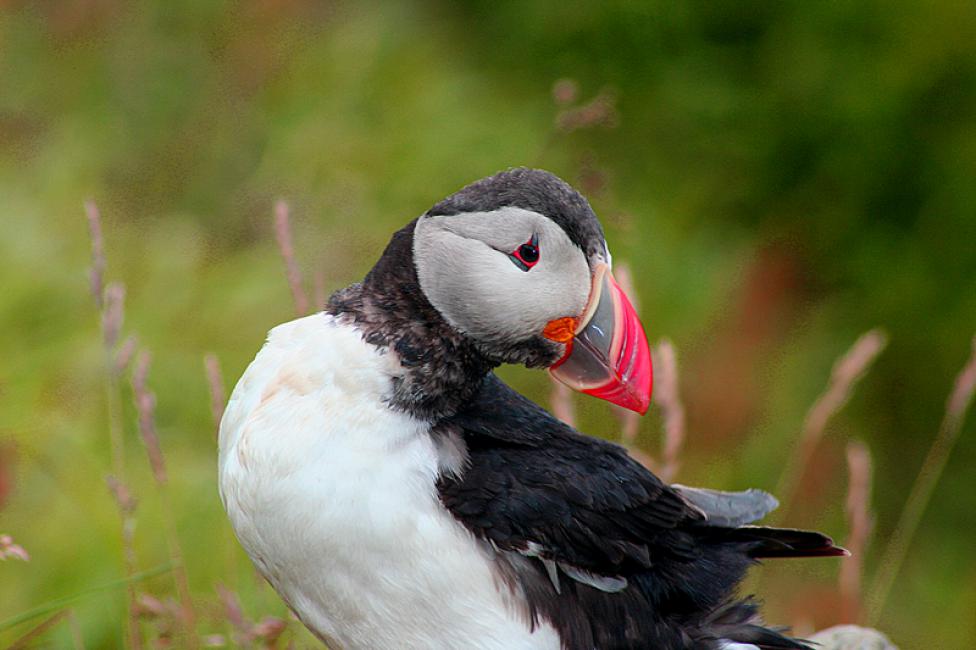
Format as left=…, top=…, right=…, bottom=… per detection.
left=721, top=525, right=849, bottom=559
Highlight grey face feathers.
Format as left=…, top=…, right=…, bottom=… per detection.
left=414, top=206, right=590, bottom=363
left=414, top=169, right=608, bottom=366
left=327, top=168, right=610, bottom=417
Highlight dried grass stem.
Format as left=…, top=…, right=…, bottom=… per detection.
left=204, top=353, right=226, bottom=436
left=85, top=200, right=105, bottom=309
left=130, top=351, right=198, bottom=647
left=652, top=339, right=685, bottom=482
left=85, top=201, right=140, bottom=647
left=274, top=201, right=309, bottom=316
left=839, top=440, right=873, bottom=623
left=549, top=379, right=576, bottom=428
left=775, top=329, right=887, bottom=520
left=867, top=334, right=976, bottom=625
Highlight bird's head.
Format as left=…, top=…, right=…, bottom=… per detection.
left=413, top=168, right=653, bottom=414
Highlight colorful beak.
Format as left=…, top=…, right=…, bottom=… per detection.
left=548, top=264, right=653, bottom=414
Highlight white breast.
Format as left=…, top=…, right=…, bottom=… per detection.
left=218, top=313, right=559, bottom=650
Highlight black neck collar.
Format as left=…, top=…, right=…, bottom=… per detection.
left=327, top=220, right=497, bottom=421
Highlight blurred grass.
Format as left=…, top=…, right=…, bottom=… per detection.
left=1, top=1, right=974, bottom=648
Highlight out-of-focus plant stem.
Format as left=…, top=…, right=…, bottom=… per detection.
left=0, top=563, right=175, bottom=633
left=773, top=329, right=887, bottom=524
left=274, top=200, right=309, bottom=316
left=652, top=339, right=685, bottom=483
left=204, top=353, right=226, bottom=438
left=867, top=335, right=976, bottom=626
left=132, top=351, right=198, bottom=648
left=7, top=609, right=86, bottom=650
left=839, top=440, right=873, bottom=623
left=86, top=200, right=142, bottom=650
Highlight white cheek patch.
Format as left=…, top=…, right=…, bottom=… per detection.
left=414, top=208, right=591, bottom=345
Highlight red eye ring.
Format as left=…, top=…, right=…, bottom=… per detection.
left=509, top=234, right=540, bottom=271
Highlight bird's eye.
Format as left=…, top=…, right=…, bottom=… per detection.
left=509, top=235, right=540, bottom=272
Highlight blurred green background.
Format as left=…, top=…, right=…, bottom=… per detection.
left=2, top=1, right=975, bottom=648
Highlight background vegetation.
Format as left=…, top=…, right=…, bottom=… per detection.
left=1, top=1, right=974, bottom=648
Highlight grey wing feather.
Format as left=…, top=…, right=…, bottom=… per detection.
left=671, top=485, right=779, bottom=527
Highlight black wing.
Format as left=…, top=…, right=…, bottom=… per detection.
left=439, top=375, right=706, bottom=575
left=436, top=374, right=840, bottom=650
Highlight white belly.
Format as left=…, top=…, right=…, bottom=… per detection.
left=218, top=313, right=559, bottom=650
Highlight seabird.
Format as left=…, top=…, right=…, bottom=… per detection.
left=218, top=168, right=845, bottom=650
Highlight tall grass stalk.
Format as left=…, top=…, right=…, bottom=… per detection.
left=66, top=609, right=85, bottom=650
left=549, top=379, right=576, bottom=427
left=773, top=329, right=887, bottom=523
left=314, top=267, right=329, bottom=312
left=867, top=334, right=976, bottom=625
left=651, top=339, right=685, bottom=483
left=839, top=440, right=873, bottom=623
left=273, top=200, right=309, bottom=316
left=204, top=353, right=226, bottom=437
left=0, top=563, right=175, bottom=633
left=85, top=200, right=141, bottom=649
left=7, top=609, right=85, bottom=650
left=131, top=351, right=199, bottom=647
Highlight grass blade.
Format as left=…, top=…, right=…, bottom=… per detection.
left=0, top=563, right=175, bottom=633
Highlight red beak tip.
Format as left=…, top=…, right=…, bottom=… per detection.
left=624, top=383, right=652, bottom=415
left=581, top=378, right=652, bottom=415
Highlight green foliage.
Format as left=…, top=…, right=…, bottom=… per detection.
left=1, top=1, right=974, bottom=647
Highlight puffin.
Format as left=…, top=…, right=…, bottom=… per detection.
left=218, top=168, right=846, bottom=650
